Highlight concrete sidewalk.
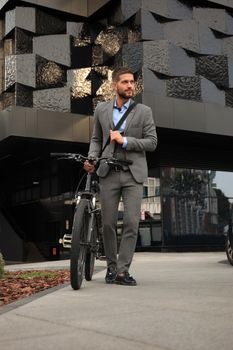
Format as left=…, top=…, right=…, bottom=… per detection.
left=1, top=252, right=233, bottom=350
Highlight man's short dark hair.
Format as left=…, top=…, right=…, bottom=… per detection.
left=112, top=67, right=134, bottom=82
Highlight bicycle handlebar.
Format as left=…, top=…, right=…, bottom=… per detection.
left=50, top=153, right=133, bottom=166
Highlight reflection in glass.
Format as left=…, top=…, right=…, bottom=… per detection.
left=161, top=167, right=230, bottom=236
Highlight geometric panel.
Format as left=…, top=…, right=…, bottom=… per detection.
left=167, top=76, right=201, bottom=101
left=193, top=8, right=233, bottom=35
left=196, top=55, right=233, bottom=89
left=67, top=68, right=91, bottom=98
left=167, top=76, right=225, bottom=105
left=120, top=0, right=192, bottom=22
left=225, top=89, right=233, bottom=108
left=33, top=35, right=71, bottom=67
left=222, top=36, right=233, bottom=56
left=5, top=7, right=36, bottom=36
left=15, top=83, right=33, bottom=107
left=141, top=0, right=192, bottom=20
left=36, top=9, right=66, bottom=35
left=67, top=22, right=86, bottom=38
left=71, top=43, right=92, bottom=68
left=5, top=54, right=36, bottom=90
left=123, top=40, right=195, bottom=77
left=164, top=20, right=222, bottom=55
left=16, top=54, right=36, bottom=88
left=142, top=67, right=166, bottom=96
left=36, top=56, right=66, bottom=89
left=5, top=55, right=16, bottom=90
left=207, top=0, right=233, bottom=8
left=67, top=22, right=91, bottom=47
left=122, top=42, right=143, bottom=73
left=15, top=28, right=33, bottom=54
left=143, top=41, right=195, bottom=77
left=95, top=27, right=123, bottom=57
left=71, top=95, right=93, bottom=115
left=33, top=87, right=71, bottom=113
left=133, top=9, right=163, bottom=41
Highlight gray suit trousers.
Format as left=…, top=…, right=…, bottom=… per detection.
left=99, top=169, right=143, bottom=273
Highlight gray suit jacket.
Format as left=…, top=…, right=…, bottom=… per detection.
left=88, top=99, right=157, bottom=183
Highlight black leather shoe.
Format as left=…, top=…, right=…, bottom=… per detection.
left=105, top=267, right=117, bottom=284
left=115, top=272, right=137, bottom=286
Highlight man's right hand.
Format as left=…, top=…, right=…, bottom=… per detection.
left=84, top=160, right=95, bottom=173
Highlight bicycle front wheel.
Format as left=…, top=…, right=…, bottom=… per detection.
left=70, top=199, right=89, bottom=290
left=85, top=215, right=98, bottom=281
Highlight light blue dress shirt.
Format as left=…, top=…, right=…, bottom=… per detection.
left=113, top=99, right=131, bottom=148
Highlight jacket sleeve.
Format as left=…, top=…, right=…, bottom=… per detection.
left=88, top=104, right=103, bottom=158
left=126, top=107, right=158, bottom=152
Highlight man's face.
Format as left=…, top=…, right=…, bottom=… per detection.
left=112, top=73, right=135, bottom=99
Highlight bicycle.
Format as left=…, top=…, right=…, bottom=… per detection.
left=51, top=153, right=132, bottom=290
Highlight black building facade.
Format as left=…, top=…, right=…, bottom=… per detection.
left=1, top=0, right=233, bottom=261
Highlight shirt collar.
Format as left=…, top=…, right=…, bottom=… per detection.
left=114, top=99, right=131, bottom=110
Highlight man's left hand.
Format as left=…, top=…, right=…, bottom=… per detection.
left=110, top=130, right=123, bottom=144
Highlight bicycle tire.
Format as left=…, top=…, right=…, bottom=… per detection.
left=85, top=216, right=98, bottom=281
left=70, top=199, right=89, bottom=290
left=226, top=234, right=233, bottom=266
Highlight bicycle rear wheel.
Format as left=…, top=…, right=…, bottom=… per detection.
left=70, top=199, right=89, bottom=290
left=85, top=216, right=98, bottom=281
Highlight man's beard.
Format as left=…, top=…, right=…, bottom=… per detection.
left=117, top=89, right=133, bottom=100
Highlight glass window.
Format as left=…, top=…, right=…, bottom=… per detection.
left=161, top=167, right=232, bottom=237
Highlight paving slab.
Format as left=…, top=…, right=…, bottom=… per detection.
left=1, top=252, right=233, bottom=350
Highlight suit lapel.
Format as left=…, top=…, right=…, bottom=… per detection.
left=107, top=99, right=114, bottom=129
left=124, top=100, right=137, bottom=133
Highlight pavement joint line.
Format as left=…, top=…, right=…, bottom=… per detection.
left=7, top=311, right=169, bottom=350
left=0, top=266, right=106, bottom=315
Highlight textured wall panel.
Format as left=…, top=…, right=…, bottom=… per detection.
left=16, top=54, right=36, bottom=88
left=193, top=8, right=233, bottom=35
left=119, top=0, right=192, bottom=22
left=142, top=68, right=166, bottom=95
left=5, top=54, right=36, bottom=89
left=5, top=55, right=16, bottom=90
left=135, top=9, right=163, bottom=41
left=36, top=56, right=66, bottom=89
left=196, top=55, right=233, bottom=89
left=33, top=87, right=71, bottom=113
left=123, top=41, right=195, bottom=77
left=36, top=9, right=66, bottom=35
left=144, top=41, right=195, bottom=76
left=95, top=27, right=124, bottom=57
left=33, top=35, right=71, bottom=67
left=167, top=76, right=225, bottom=105
left=15, top=28, right=33, bottom=54
left=222, top=36, right=233, bottom=56
left=207, top=0, right=233, bottom=8
left=225, top=89, right=233, bottom=107
left=71, top=43, right=92, bottom=68
left=167, top=76, right=201, bottom=101
left=5, top=7, right=36, bottom=36
left=15, top=83, right=33, bottom=107
left=164, top=20, right=222, bottom=55
left=67, top=68, right=91, bottom=98
left=67, top=22, right=85, bottom=38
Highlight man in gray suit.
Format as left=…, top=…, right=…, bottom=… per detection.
left=84, top=67, right=157, bottom=285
